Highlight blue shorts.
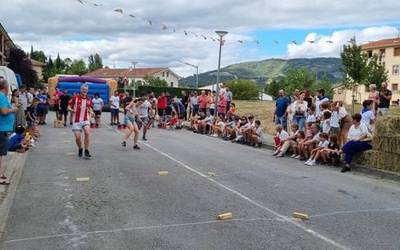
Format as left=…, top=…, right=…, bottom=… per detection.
left=111, top=109, right=119, bottom=116
left=124, top=115, right=136, bottom=125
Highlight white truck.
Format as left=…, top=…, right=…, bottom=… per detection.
left=0, top=66, right=19, bottom=99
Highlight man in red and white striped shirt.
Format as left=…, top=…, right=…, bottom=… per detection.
left=68, top=84, right=93, bottom=158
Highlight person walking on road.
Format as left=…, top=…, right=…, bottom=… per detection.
left=92, top=93, right=104, bottom=128
left=110, top=91, right=120, bottom=125
left=59, top=89, right=71, bottom=127
left=137, top=95, right=152, bottom=141
left=68, top=84, right=93, bottom=159
left=0, top=79, right=18, bottom=185
left=122, top=98, right=144, bottom=150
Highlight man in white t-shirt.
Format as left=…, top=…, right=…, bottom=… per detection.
left=137, top=95, right=152, bottom=140
left=110, top=91, right=120, bottom=125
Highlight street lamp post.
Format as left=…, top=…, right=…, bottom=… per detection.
left=177, top=60, right=199, bottom=89
left=131, top=61, right=138, bottom=97
left=215, top=30, right=228, bottom=118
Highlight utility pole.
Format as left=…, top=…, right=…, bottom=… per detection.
left=177, top=60, right=199, bottom=88
left=131, top=61, right=138, bottom=97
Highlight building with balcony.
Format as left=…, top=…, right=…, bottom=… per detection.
left=0, top=23, right=16, bottom=66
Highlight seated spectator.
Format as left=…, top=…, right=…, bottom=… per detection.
left=338, top=102, right=352, bottom=146
left=8, top=126, right=30, bottom=153
left=211, top=117, right=225, bottom=137
left=275, top=123, right=299, bottom=157
left=298, top=123, right=320, bottom=160
left=272, top=125, right=289, bottom=155
left=361, top=100, right=375, bottom=132
left=340, top=113, right=372, bottom=173
left=305, top=132, right=329, bottom=166
left=247, top=120, right=263, bottom=147
left=320, top=135, right=341, bottom=165
left=292, top=130, right=306, bottom=158
left=223, top=116, right=238, bottom=140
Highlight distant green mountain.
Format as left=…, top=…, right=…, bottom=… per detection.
left=179, top=57, right=343, bottom=88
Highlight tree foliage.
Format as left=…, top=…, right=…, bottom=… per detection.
left=88, top=53, right=103, bottom=72
left=340, top=42, right=368, bottom=88
left=266, top=79, right=286, bottom=99
left=143, top=76, right=168, bottom=87
left=8, top=48, right=38, bottom=87
left=66, top=59, right=88, bottom=75
left=366, top=54, right=388, bottom=89
left=225, top=79, right=259, bottom=100
left=285, top=68, right=315, bottom=94
left=30, top=46, right=47, bottom=63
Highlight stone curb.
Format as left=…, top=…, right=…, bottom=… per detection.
left=0, top=152, right=28, bottom=239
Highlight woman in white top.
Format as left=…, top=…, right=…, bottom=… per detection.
left=291, top=92, right=308, bottom=131
left=122, top=98, right=144, bottom=150
left=91, top=93, right=104, bottom=127
left=340, top=113, right=372, bottom=173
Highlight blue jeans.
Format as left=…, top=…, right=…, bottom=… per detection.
left=342, top=140, right=372, bottom=164
left=293, top=116, right=306, bottom=131
left=275, top=116, right=287, bottom=130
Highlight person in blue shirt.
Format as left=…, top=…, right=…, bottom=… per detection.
left=0, top=78, right=18, bottom=185
left=274, top=89, right=290, bottom=130
left=37, top=90, right=48, bottom=125
left=8, top=125, right=27, bottom=152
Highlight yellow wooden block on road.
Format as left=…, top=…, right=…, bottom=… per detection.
left=207, top=172, right=216, bottom=177
left=292, top=212, right=309, bottom=220
left=217, top=212, right=233, bottom=220
left=76, top=177, right=90, bottom=182
left=158, top=171, right=169, bottom=176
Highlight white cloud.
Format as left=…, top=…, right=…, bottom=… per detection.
left=287, top=26, right=399, bottom=58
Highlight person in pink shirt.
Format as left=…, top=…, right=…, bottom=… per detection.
left=198, top=90, right=208, bottom=114
left=217, top=93, right=227, bottom=119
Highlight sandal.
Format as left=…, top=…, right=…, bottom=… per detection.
left=0, top=175, right=7, bottom=180
left=0, top=180, right=10, bottom=185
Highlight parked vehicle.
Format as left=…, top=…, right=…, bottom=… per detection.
left=0, top=66, right=19, bottom=99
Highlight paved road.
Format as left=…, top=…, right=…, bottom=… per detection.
left=2, top=115, right=400, bottom=250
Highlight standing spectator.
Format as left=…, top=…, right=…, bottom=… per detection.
left=291, top=91, right=308, bottom=131
left=0, top=79, right=18, bottom=185
left=198, top=90, right=208, bottom=114
left=36, top=90, right=48, bottom=125
left=157, top=92, right=167, bottom=122
left=110, top=91, right=120, bottom=125
left=361, top=100, right=375, bottom=132
left=274, top=90, right=290, bottom=130
left=368, top=84, right=379, bottom=113
left=181, top=91, right=189, bottom=120
left=190, top=92, right=199, bottom=117
left=59, top=89, right=71, bottom=126
left=315, top=89, right=329, bottom=118
left=11, top=89, right=24, bottom=128
left=217, top=92, right=227, bottom=119
left=92, top=93, right=104, bottom=128
left=378, top=82, right=392, bottom=116
left=225, top=87, right=233, bottom=113
left=304, top=90, right=313, bottom=109
left=18, top=86, right=28, bottom=115
left=27, top=88, right=35, bottom=108
left=209, top=91, right=216, bottom=116
left=341, top=113, right=372, bottom=173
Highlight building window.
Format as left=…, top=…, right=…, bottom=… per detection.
left=170, top=82, right=174, bottom=87
left=367, top=50, right=373, bottom=58
left=162, top=72, right=165, bottom=77
left=394, top=47, right=400, bottom=56
left=392, top=84, right=398, bottom=91
left=393, top=65, right=400, bottom=76
left=167, top=72, right=169, bottom=77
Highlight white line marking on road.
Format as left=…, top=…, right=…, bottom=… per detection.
left=310, top=207, right=400, bottom=218
left=27, top=182, right=70, bottom=187
left=141, top=142, right=349, bottom=249
left=104, top=122, right=349, bottom=248
left=4, top=218, right=281, bottom=244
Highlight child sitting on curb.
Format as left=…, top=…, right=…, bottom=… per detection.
left=305, top=132, right=330, bottom=166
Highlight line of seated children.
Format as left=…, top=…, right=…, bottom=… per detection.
left=26, top=97, right=40, bottom=140
left=8, top=125, right=33, bottom=153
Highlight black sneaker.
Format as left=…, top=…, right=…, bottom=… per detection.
left=133, top=145, right=141, bottom=150
left=341, top=166, right=351, bottom=173
left=121, top=141, right=126, bottom=147
left=78, top=148, right=83, bottom=157
left=142, top=137, right=147, bottom=141
left=84, top=150, right=91, bottom=159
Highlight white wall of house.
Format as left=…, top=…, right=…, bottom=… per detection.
left=153, top=69, right=180, bottom=87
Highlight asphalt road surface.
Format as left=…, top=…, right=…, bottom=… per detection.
left=2, top=116, right=400, bottom=250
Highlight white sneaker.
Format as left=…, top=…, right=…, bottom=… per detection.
left=295, top=155, right=301, bottom=159
left=304, top=159, right=312, bottom=165
left=211, top=134, right=218, bottom=137
left=290, top=154, right=297, bottom=158
left=272, top=150, right=280, bottom=156
left=308, top=160, right=316, bottom=166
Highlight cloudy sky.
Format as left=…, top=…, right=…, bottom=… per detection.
left=1, top=0, right=400, bottom=76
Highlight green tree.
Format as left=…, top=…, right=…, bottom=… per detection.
left=8, top=48, right=38, bottom=87
left=285, top=68, right=315, bottom=94
left=366, top=54, right=388, bottom=89
left=313, top=74, right=333, bottom=99
left=88, top=53, right=103, bottom=72
left=66, top=59, right=88, bottom=75
left=340, top=42, right=368, bottom=113
left=30, top=46, right=47, bottom=63
left=266, top=79, right=286, bottom=99
left=43, top=56, right=56, bottom=81
left=143, top=76, right=168, bottom=87
left=225, top=79, right=259, bottom=100
left=54, top=53, right=65, bottom=73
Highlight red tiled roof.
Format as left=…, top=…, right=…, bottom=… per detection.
left=362, top=37, right=400, bottom=49
left=83, top=68, right=167, bottom=78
